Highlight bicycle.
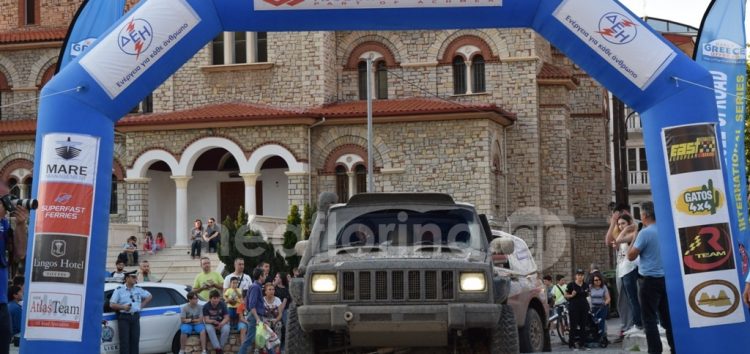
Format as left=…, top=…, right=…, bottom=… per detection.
left=548, top=303, right=570, bottom=344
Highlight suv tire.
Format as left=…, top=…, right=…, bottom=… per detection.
left=519, top=308, right=545, bottom=353
left=285, top=303, right=315, bottom=354
left=492, top=304, right=519, bottom=354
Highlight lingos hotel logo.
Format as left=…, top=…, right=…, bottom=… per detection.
left=679, top=223, right=734, bottom=274
left=664, top=124, right=719, bottom=175
left=688, top=279, right=740, bottom=318
left=675, top=179, right=723, bottom=216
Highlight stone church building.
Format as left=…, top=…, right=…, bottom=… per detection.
left=0, top=0, right=612, bottom=276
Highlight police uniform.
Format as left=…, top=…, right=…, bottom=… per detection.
left=109, top=271, right=151, bottom=354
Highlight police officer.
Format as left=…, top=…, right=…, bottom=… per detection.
left=109, top=270, right=152, bottom=354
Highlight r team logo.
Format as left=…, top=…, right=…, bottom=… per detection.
left=679, top=223, right=734, bottom=274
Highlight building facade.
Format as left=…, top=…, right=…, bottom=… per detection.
left=0, top=0, right=612, bottom=276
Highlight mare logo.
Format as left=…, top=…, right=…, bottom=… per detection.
left=675, top=179, right=723, bottom=216
left=71, top=37, right=95, bottom=58
left=597, top=12, right=637, bottom=45
left=679, top=223, right=735, bottom=274
left=55, top=137, right=82, bottom=160
left=51, top=240, right=66, bottom=258
left=118, top=18, right=153, bottom=59
left=688, top=279, right=740, bottom=318
left=263, top=0, right=304, bottom=6
left=702, top=39, right=746, bottom=62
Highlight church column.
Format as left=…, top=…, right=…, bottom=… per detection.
left=171, top=175, right=192, bottom=246
left=239, top=173, right=259, bottom=217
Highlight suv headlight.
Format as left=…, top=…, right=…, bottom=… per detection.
left=460, top=272, right=487, bottom=292
left=311, top=273, right=337, bottom=293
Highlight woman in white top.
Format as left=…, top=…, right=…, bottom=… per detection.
left=606, top=211, right=643, bottom=336
left=262, top=283, right=285, bottom=353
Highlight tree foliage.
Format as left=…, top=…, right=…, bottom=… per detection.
left=219, top=205, right=287, bottom=276
left=283, top=204, right=302, bottom=270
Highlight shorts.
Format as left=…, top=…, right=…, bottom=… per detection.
left=230, top=321, right=248, bottom=331
left=180, top=323, right=206, bottom=334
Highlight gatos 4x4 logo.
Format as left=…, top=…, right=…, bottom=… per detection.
left=118, top=18, right=153, bottom=59
left=679, top=223, right=734, bottom=274
left=597, top=12, right=637, bottom=45
left=676, top=179, right=723, bottom=216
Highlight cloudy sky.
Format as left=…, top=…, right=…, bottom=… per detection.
left=619, top=0, right=746, bottom=34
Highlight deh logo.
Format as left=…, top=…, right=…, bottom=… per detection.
left=676, top=179, right=722, bottom=216
left=597, top=12, right=637, bottom=45
left=118, top=18, right=153, bottom=59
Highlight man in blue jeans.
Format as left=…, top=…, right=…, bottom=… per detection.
left=239, top=267, right=266, bottom=354
left=627, top=201, right=674, bottom=354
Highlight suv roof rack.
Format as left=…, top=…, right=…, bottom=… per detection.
left=346, top=193, right=456, bottom=206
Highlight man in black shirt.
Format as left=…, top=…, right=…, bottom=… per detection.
left=565, top=269, right=590, bottom=349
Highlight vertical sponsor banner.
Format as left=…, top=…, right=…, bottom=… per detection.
left=24, top=133, right=98, bottom=341
left=663, top=124, right=744, bottom=327
left=56, top=0, right=126, bottom=72
left=694, top=0, right=750, bottom=276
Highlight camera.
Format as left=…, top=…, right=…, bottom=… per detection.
left=0, top=194, right=38, bottom=212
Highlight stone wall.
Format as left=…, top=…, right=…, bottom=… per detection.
left=0, top=47, right=58, bottom=120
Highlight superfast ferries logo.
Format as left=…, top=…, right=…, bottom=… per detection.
left=118, top=18, right=153, bottom=60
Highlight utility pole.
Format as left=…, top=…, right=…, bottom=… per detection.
left=366, top=57, right=374, bottom=193
left=612, top=96, right=629, bottom=207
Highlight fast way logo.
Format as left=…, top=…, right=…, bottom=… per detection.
left=702, top=39, right=746, bottom=62
left=675, top=179, right=723, bottom=216
left=597, top=12, right=637, bottom=45
left=688, top=279, right=740, bottom=318
left=669, top=136, right=716, bottom=162
left=679, top=224, right=734, bottom=274
left=118, top=18, right=153, bottom=59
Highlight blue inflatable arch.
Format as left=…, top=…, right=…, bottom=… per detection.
left=22, top=0, right=749, bottom=352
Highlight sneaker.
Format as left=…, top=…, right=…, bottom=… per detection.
left=659, top=326, right=666, bottom=334
left=623, top=326, right=643, bottom=335
left=178, top=351, right=185, bottom=354
left=201, top=351, right=207, bottom=354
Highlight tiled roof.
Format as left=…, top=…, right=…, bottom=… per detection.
left=0, top=28, right=67, bottom=44
left=538, top=63, right=573, bottom=79
left=0, top=119, right=36, bottom=134
left=308, top=98, right=516, bottom=120
left=0, top=98, right=516, bottom=134
left=117, top=102, right=309, bottom=126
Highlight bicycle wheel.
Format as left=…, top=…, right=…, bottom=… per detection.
left=556, top=314, right=569, bottom=345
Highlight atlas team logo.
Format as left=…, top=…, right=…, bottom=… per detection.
left=597, top=12, right=637, bottom=45
left=688, top=279, right=740, bottom=318
left=118, top=18, right=153, bottom=59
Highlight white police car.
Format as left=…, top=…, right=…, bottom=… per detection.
left=101, top=282, right=198, bottom=354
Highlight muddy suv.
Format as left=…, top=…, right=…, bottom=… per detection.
left=287, top=192, right=520, bottom=353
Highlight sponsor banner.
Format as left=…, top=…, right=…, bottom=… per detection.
left=664, top=124, right=719, bottom=175
left=701, top=39, right=746, bottom=64
left=254, top=0, right=501, bottom=11
left=682, top=270, right=744, bottom=327
left=24, top=289, right=84, bottom=340
left=79, top=0, right=201, bottom=99
left=35, top=182, right=94, bottom=235
left=678, top=223, right=734, bottom=275
left=668, top=169, right=729, bottom=226
left=31, top=234, right=88, bottom=284
left=552, top=0, right=676, bottom=90
left=39, top=133, right=100, bottom=185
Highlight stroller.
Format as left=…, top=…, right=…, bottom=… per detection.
left=578, top=306, right=609, bottom=348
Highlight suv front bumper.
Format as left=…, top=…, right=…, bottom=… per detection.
left=298, top=303, right=501, bottom=346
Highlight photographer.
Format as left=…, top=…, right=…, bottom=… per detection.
left=0, top=182, right=29, bottom=354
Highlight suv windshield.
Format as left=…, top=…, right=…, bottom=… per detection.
left=320, top=205, right=485, bottom=252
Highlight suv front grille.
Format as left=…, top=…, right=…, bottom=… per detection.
left=341, top=270, right=456, bottom=302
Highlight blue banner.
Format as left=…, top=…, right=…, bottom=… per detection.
left=695, top=0, right=750, bottom=277
left=56, top=0, right=125, bottom=72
